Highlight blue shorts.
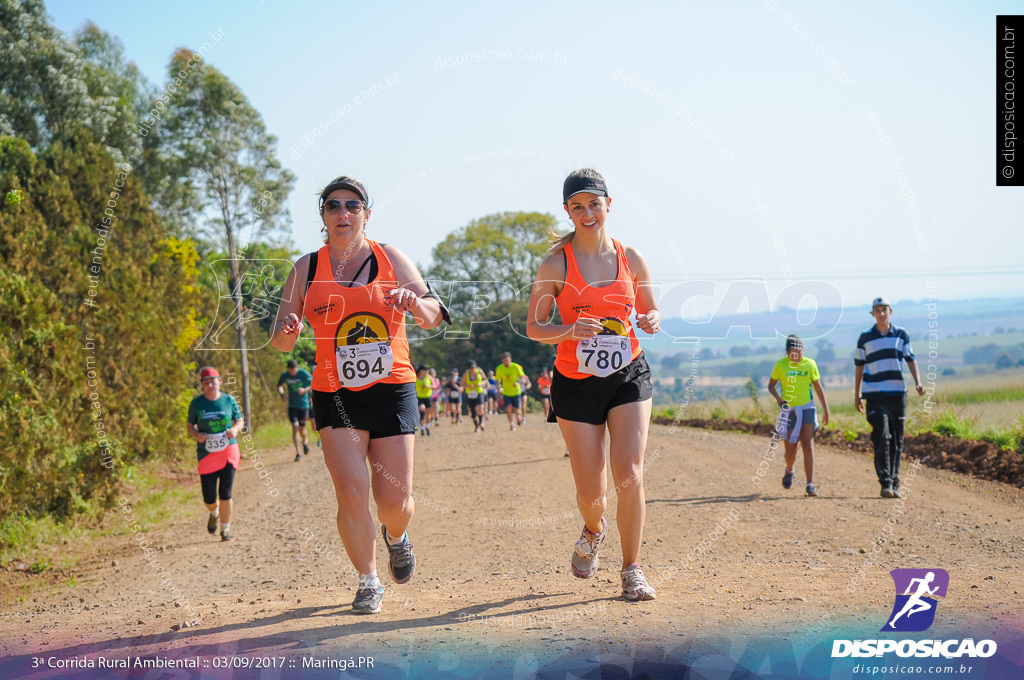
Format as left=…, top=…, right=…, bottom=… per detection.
left=503, top=394, right=521, bottom=409
left=779, top=403, right=818, bottom=444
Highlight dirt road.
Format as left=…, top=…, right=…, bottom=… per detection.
left=1, top=417, right=1022, bottom=679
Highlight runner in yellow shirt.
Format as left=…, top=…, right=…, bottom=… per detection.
left=415, top=365, right=435, bottom=436
left=495, top=352, right=530, bottom=431
left=767, top=335, right=830, bottom=497
left=464, top=361, right=489, bottom=432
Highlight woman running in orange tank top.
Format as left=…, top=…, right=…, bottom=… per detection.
left=270, top=176, right=448, bottom=614
left=527, top=168, right=661, bottom=602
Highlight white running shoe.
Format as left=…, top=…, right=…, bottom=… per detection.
left=570, top=518, right=607, bottom=578
left=621, top=563, right=656, bottom=601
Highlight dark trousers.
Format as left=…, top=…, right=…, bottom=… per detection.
left=865, top=394, right=907, bottom=490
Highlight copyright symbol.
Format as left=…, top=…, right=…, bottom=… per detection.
left=1002, top=166, right=1014, bottom=178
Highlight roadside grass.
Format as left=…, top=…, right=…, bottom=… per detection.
left=0, top=419, right=297, bottom=581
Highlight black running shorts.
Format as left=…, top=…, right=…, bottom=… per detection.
left=312, top=382, right=418, bottom=439
left=548, top=352, right=653, bottom=425
left=288, top=407, right=310, bottom=425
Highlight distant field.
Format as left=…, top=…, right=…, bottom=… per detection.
left=657, top=367, right=1024, bottom=448
left=649, top=330, right=1024, bottom=375
left=923, top=330, right=1024, bottom=356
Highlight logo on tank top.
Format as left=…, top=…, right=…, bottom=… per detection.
left=311, top=301, right=336, bottom=318
left=571, top=303, right=593, bottom=314
left=335, top=312, right=391, bottom=347
left=598, top=317, right=628, bottom=336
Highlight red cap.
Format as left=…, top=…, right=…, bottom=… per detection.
left=199, top=367, right=220, bottom=380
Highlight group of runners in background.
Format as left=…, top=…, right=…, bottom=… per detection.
left=415, top=356, right=543, bottom=434
left=186, top=168, right=926, bottom=614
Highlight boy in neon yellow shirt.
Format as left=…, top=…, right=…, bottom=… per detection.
left=767, top=335, right=830, bottom=497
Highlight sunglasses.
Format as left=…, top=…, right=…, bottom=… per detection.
left=322, top=198, right=365, bottom=215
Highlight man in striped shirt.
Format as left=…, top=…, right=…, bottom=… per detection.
left=854, top=297, right=926, bottom=499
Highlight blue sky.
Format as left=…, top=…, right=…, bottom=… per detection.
left=46, top=0, right=1024, bottom=317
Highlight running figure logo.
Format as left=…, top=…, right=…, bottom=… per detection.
left=881, top=568, right=949, bottom=632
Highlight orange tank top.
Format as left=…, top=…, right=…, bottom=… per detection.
left=554, top=238, right=642, bottom=380
left=304, top=241, right=415, bottom=391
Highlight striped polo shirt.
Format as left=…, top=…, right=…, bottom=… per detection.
left=855, top=324, right=916, bottom=397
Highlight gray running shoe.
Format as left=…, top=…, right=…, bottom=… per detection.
left=621, top=563, right=657, bottom=601
left=782, top=469, right=794, bottom=489
left=220, top=530, right=235, bottom=542
left=382, top=526, right=416, bottom=584
left=570, top=518, right=607, bottom=578
left=352, top=583, right=384, bottom=614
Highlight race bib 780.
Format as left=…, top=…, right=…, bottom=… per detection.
left=576, top=336, right=630, bottom=378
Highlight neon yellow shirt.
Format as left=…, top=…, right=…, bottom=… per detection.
left=495, top=362, right=526, bottom=396
left=464, top=369, right=488, bottom=396
left=770, top=356, right=820, bottom=407
left=416, top=375, right=433, bottom=399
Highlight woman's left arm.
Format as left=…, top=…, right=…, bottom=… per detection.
left=383, top=244, right=446, bottom=329
left=812, top=379, right=830, bottom=426
left=625, top=246, right=660, bottom=335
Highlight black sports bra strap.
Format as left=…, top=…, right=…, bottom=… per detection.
left=305, top=250, right=319, bottom=294
left=348, top=253, right=375, bottom=288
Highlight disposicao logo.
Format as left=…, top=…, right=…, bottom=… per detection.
left=831, top=568, right=997, bottom=659
left=882, top=568, right=949, bottom=632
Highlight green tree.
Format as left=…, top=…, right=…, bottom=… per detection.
left=0, top=2, right=146, bottom=153
left=814, top=338, right=836, bottom=362
left=964, top=343, right=1001, bottom=365
left=661, top=353, right=682, bottom=371
left=159, top=48, right=296, bottom=429
left=72, top=22, right=153, bottom=166
left=425, top=211, right=556, bottom=319
left=0, top=132, right=205, bottom=518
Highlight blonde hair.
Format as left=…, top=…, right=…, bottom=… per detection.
left=548, top=229, right=574, bottom=254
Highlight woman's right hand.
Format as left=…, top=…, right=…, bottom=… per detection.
left=196, top=432, right=207, bottom=443
left=278, top=313, right=304, bottom=336
left=570, top=318, right=604, bottom=340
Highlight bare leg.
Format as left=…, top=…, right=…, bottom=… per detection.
left=799, top=424, right=815, bottom=484
left=605, top=399, right=652, bottom=569
left=783, top=439, right=799, bottom=472
left=205, top=498, right=232, bottom=524
left=367, top=434, right=416, bottom=541
left=558, top=419, right=607, bottom=534
left=320, top=426, right=375, bottom=575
